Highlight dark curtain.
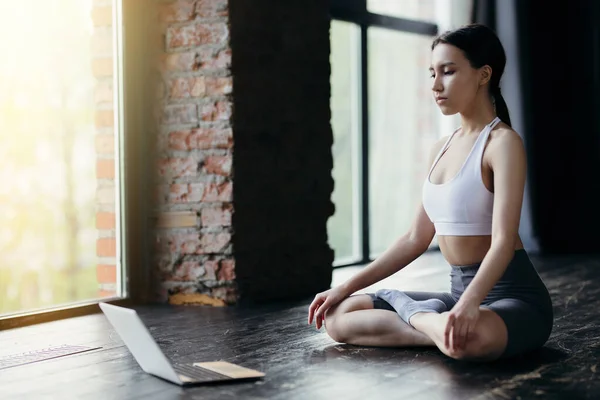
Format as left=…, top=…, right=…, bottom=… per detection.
left=472, top=0, right=600, bottom=254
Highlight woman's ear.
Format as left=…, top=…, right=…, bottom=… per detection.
left=479, top=65, right=493, bottom=86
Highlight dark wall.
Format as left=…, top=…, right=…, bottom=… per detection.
left=229, top=0, right=335, bottom=303
left=517, top=0, right=600, bottom=254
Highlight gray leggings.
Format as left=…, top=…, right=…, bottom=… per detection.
left=367, top=249, right=554, bottom=359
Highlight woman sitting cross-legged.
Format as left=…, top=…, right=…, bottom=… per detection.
left=308, top=23, right=553, bottom=361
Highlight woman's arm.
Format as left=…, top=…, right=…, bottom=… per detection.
left=460, top=129, right=527, bottom=304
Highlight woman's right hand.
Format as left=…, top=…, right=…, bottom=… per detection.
left=307, top=286, right=350, bottom=330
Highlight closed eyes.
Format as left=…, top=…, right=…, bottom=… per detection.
left=429, top=71, right=455, bottom=78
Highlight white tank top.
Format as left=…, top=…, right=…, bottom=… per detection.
left=422, top=117, right=501, bottom=236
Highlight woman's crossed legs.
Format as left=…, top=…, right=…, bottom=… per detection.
left=324, top=292, right=508, bottom=362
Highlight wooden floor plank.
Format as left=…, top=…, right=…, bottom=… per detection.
left=1, top=250, right=599, bottom=399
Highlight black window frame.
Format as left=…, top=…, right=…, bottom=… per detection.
left=330, top=0, right=439, bottom=268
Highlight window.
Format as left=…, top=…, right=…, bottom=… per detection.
left=328, top=0, right=469, bottom=266
left=368, top=27, right=440, bottom=256
left=0, top=0, right=125, bottom=319
left=328, top=21, right=361, bottom=265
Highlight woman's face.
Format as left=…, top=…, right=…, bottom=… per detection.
left=429, top=43, right=485, bottom=115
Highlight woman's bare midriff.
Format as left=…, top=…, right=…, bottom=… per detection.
left=438, top=235, right=524, bottom=266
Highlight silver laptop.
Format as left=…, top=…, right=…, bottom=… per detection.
left=98, top=302, right=265, bottom=386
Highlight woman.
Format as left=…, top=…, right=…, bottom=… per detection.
left=308, top=23, right=553, bottom=361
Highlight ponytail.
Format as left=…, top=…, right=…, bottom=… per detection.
left=492, top=86, right=512, bottom=127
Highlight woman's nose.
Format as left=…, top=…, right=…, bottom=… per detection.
left=431, top=77, right=442, bottom=92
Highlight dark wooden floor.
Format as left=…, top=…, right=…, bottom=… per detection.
left=1, top=250, right=599, bottom=399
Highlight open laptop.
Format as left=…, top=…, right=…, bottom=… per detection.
left=98, top=302, right=265, bottom=386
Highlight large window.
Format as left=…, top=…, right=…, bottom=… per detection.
left=328, top=0, right=469, bottom=266
left=328, top=21, right=361, bottom=264
left=368, top=26, right=440, bottom=256
left=0, top=0, right=124, bottom=318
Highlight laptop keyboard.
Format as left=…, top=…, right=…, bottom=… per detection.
left=173, top=363, right=231, bottom=382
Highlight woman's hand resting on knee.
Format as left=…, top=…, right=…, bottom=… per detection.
left=308, top=286, right=350, bottom=330
left=444, top=298, right=481, bottom=351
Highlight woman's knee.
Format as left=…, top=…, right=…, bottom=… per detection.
left=443, top=311, right=507, bottom=361
left=444, top=336, right=501, bottom=361
left=323, top=295, right=374, bottom=342
left=323, top=306, right=348, bottom=343
left=325, top=294, right=373, bottom=321
left=324, top=317, right=347, bottom=343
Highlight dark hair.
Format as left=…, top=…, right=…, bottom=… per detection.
left=431, top=23, right=511, bottom=127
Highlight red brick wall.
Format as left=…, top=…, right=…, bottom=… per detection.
left=154, top=0, right=237, bottom=305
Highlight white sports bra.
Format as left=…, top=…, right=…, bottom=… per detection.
left=422, top=117, right=501, bottom=236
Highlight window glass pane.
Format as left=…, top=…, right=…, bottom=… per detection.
left=368, top=0, right=437, bottom=22
left=368, top=27, right=440, bottom=257
left=328, top=21, right=361, bottom=264
left=0, top=0, right=123, bottom=316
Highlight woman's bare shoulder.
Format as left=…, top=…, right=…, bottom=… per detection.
left=489, top=125, right=524, bottom=148
left=487, top=125, right=526, bottom=163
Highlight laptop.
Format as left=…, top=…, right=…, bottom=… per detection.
left=98, top=302, right=265, bottom=386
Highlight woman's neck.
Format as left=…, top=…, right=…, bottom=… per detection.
left=459, top=93, right=497, bottom=136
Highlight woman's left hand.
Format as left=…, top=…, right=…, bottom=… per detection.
left=444, top=298, right=480, bottom=351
